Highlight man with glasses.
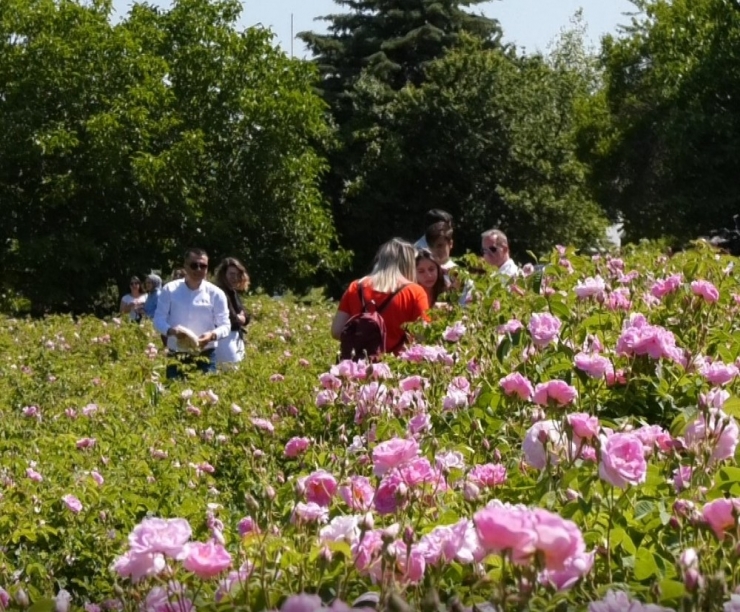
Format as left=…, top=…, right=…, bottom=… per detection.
left=154, top=248, right=230, bottom=378
left=481, top=229, right=520, bottom=279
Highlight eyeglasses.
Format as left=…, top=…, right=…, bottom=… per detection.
left=482, top=246, right=498, bottom=256
left=188, top=262, right=208, bottom=271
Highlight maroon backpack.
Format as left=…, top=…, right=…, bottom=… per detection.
left=339, top=283, right=407, bottom=361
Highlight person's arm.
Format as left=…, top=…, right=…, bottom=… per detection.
left=153, top=287, right=172, bottom=336
left=205, top=289, right=231, bottom=343
left=120, top=297, right=131, bottom=314
left=331, top=311, right=350, bottom=340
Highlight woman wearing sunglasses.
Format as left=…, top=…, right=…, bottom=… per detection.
left=120, top=276, right=146, bottom=322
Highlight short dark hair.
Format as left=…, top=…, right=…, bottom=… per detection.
left=424, top=209, right=453, bottom=229
left=425, top=220, right=454, bottom=245
left=183, top=248, right=208, bottom=261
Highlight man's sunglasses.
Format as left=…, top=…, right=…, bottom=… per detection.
left=481, top=246, right=498, bottom=256
left=188, top=262, right=208, bottom=271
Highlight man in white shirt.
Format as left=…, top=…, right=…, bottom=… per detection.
left=414, top=209, right=454, bottom=249
left=481, top=229, right=520, bottom=279
left=154, top=248, right=231, bottom=378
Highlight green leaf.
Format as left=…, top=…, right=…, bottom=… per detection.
left=28, top=599, right=55, bottom=612
left=659, top=579, right=685, bottom=603
left=634, top=548, right=659, bottom=580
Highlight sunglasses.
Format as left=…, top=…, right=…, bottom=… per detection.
left=188, top=262, right=208, bottom=271
left=482, top=246, right=498, bottom=255
left=130, top=281, right=140, bottom=286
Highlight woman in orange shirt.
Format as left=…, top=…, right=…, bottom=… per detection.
left=331, top=238, right=430, bottom=358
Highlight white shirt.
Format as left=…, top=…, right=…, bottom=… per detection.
left=497, top=258, right=520, bottom=279
left=121, top=294, right=146, bottom=321
left=153, top=279, right=231, bottom=352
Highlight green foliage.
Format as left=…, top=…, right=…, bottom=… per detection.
left=342, top=33, right=609, bottom=266
left=579, top=0, right=740, bottom=243
left=0, top=0, right=346, bottom=313
left=0, top=244, right=739, bottom=610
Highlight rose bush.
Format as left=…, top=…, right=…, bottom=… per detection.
left=0, top=243, right=739, bottom=610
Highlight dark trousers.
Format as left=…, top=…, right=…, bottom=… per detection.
left=166, top=349, right=216, bottom=380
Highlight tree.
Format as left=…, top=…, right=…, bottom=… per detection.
left=338, top=35, right=608, bottom=265
left=578, top=0, right=740, bottom=243
left=298, top=0, right=503, bottom=275
left=0, top=0, right=345, bottom=313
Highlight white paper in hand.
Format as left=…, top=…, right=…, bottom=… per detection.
left=174, top=326, right=200, bottom=353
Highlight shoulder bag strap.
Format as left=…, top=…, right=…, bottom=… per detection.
left=376, top=283, right=409, bottom=314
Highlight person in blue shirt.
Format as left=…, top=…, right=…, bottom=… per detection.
left=142, top=273, right=162, bottom=319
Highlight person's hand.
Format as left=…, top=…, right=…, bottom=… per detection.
left=197, top=332, right=216, bottom=348
left=236, top=312, right=246, bottom=325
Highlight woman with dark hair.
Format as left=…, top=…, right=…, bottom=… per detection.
left=415, top=248, right=446, bottom=306
left=213, top=257, right=251, bottom=365
left=120, top=276, right=146, bottom=322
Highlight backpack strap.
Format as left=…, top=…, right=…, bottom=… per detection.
left=358, top=282, right=369, bottom=313
left=376, top=283, right=409, bottom=314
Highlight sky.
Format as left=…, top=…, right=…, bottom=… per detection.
left=111, top=0, right=640, bottom=57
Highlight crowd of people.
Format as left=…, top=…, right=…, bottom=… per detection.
left=120, top=250, right=251, bottom=378
left=119, top=211, right=519, bottom=372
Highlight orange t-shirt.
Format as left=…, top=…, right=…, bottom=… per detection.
left=338, top=280, right=430, bottom=352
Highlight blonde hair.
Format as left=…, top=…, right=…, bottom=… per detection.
left=363, top=238, right=417, bottom=293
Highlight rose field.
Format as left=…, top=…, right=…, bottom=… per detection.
left=3, top=244, right=740, bottom=612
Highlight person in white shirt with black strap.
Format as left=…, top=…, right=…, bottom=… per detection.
left=481, top=229, right=520, bottom=279
left=154, top=248, right=231, bottom=379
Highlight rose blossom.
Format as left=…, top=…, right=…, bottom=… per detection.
left=567, top=413, right=599, bottom=440
left=702, top=498, right=740, bottom=539
left=62, top=494, right=83, bottom=514
left=574, top=276, right=605, bottom=299
left=598, top=433, right=647, bottom=489
left=181, top=540, right=232, bottom=579
left=284, top=437, right=311, bottom=458
left=523, top=420, right=571, bottom=469
left=574, top=352, right=613, bottom=378
left=467, top=464, right=507, bottom=488
left=691, top=280, right=719, bottom=303
left=338, top=476, right=375, bottom=512
left=685, top=408, right=739, bottom=462
left=650, top=273, right=683, bottom=299
left=589, top=590, right=674, bottom=612
left=128, top=518, right=192, bottom=558
left=292, top=502, right=329, bottom=524
left=533, top=380, right=578, bottom=407
left=499, top=372, right=534, bottom=401
left=528, top=313, right=561, bottom=347
left=302, top=470, right=337, bottom=507
left=700, top=361, right=739, bottom=386
left=372, top=437, right=419, bottom=476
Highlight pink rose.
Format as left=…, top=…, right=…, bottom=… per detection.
left=499, top=372, right=534, bottom=401
left=473, top=502, right=538, bottom=564
left=372, top=437, right=419, bottom=476
left=567, top=413, right=599, bottom=440
left=128, top=518, right=192, bottom=558
left=691, top=280, right=719, bottom=303
left=539, top=550, right=594, bottom=591
left=574, top=352, right=613, bottom=378
left=533, top=380, right=578, bottom=407
left=589, top=590, right=674, bottom=612
left=523, top=420, right=571, bottom=469
left=685, top=408, right=739, bottom=462
left=111, top=550, right=165, bottom=583
left=292, top=502, right=328, bottom=524
left=399, top=375, right=427, bottom=392
left=237, top=516, right=260, bottom=537
left=62, top=494, right=83, bottom=514
left=497, top=319, right=524, bottom=335
left=467, top=463, right=507, bottom=488
left=338, top=476, right=375, bottom=512
left=280, top=594, right=324, bottom=612
left=598, top=433, right=647, bottom=489
left=284, top=437, right=311, bottom=458
left=250, top=418, right=274, bottom=434
left=442, top=321, right=466, bottom=342
left=671, top=466, right=693, bottom=493
left=650, top=273, right=683, bottom=299
left=528, top=313, right=561, bottom=347
left=700, top=361, right=739, bottom=386
left=574, top=276, right=606, bottom=299
left=530, top=508, right=585, bottom=571
left=702, top=498, right=740, bottom=539
left=182, top=541, right=231, bottom=579
left=302, top=470, right=337, bottom=507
